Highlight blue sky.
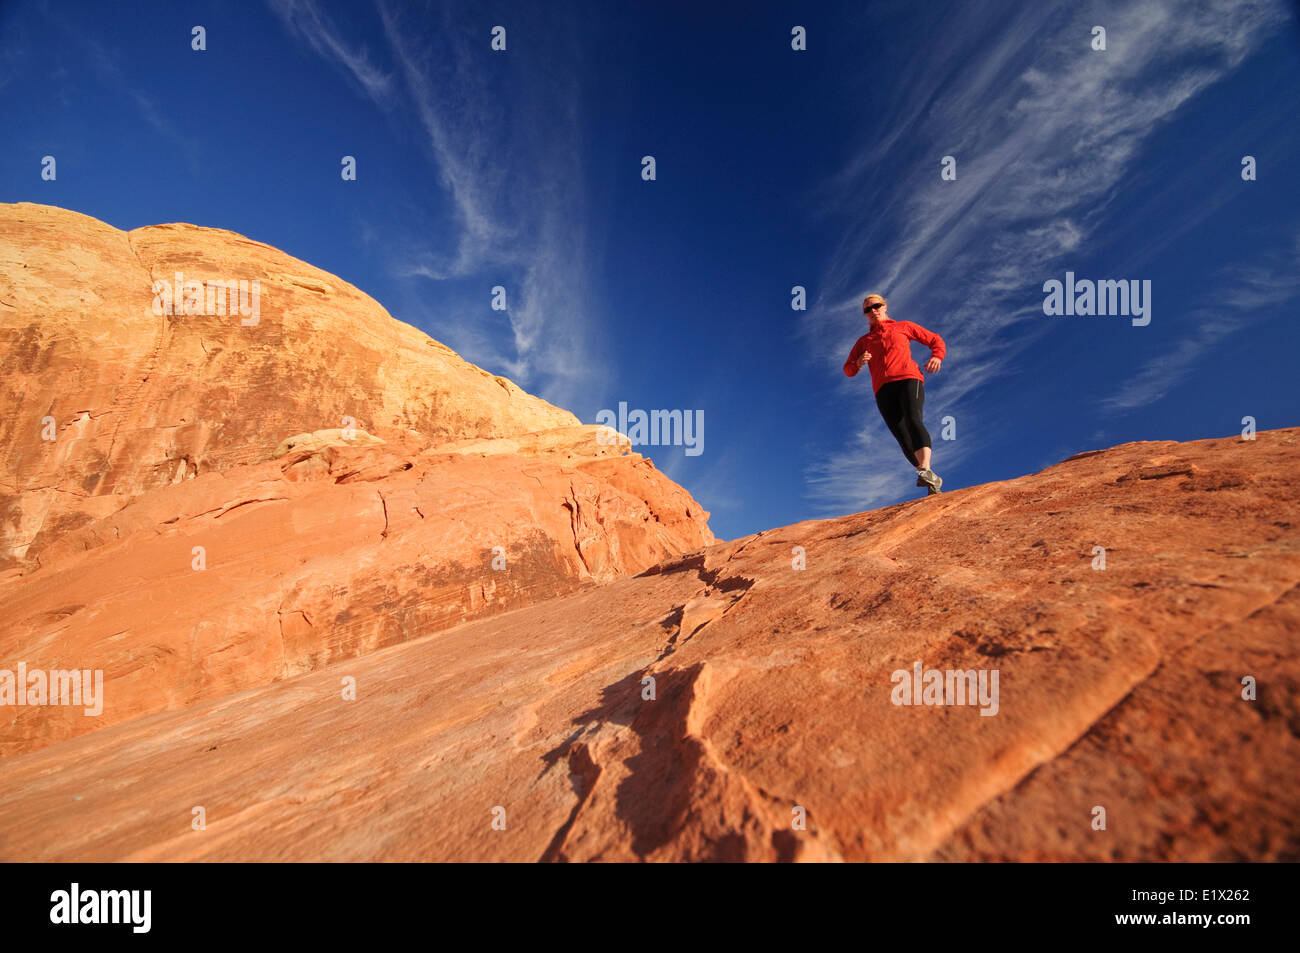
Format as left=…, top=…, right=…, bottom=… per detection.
left=2, top=0, right=1298, bottom=541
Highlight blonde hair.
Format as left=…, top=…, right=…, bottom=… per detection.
left=863, top=293, right=887, bottom=311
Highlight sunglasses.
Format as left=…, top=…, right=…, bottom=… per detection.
left=864, top=302, right=885, bottom=312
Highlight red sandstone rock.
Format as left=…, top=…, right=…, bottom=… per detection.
left=0, top=204, right=715, bottom=754
left=1, top=429, right=1295, bottom=861
left=0, top=203, right=594, bottom=571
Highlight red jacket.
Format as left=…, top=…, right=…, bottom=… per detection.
left=843, top=319, right=946, bottom=393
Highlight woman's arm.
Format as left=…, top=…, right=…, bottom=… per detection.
left=843, top=337, right=871, bottom=377
left=903, top=321, right=945, bottom=372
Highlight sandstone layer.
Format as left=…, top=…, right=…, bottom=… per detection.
left=1, top=429, right=1295, bottom=861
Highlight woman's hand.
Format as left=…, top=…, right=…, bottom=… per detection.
left=925, top=357, right=942, bottom=373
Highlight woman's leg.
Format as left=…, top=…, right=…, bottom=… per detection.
left=874, top=380, right=920, bottom=466
left=902, top=380, right=942, bottom=492
left=902, top=379, right=933, bottom=471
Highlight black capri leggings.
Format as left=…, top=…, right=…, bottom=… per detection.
left=874, top=378, right=931, bottom=467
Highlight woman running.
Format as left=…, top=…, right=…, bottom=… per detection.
left=843, top=293, right=946, bottom=494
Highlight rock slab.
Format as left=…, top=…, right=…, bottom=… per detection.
left=1, top=429, right=1294, bottom=861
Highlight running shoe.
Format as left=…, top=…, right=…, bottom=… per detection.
left=916, top=468, right=943, bottom=493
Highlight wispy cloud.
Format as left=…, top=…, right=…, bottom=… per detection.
left=269, top=0, right=603, bottom=412
left=1099, top=233, right=1300, bottom=413
left=803, top=0, right=1287, bottom=514
left=267, top=0, right=394, bottom=101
